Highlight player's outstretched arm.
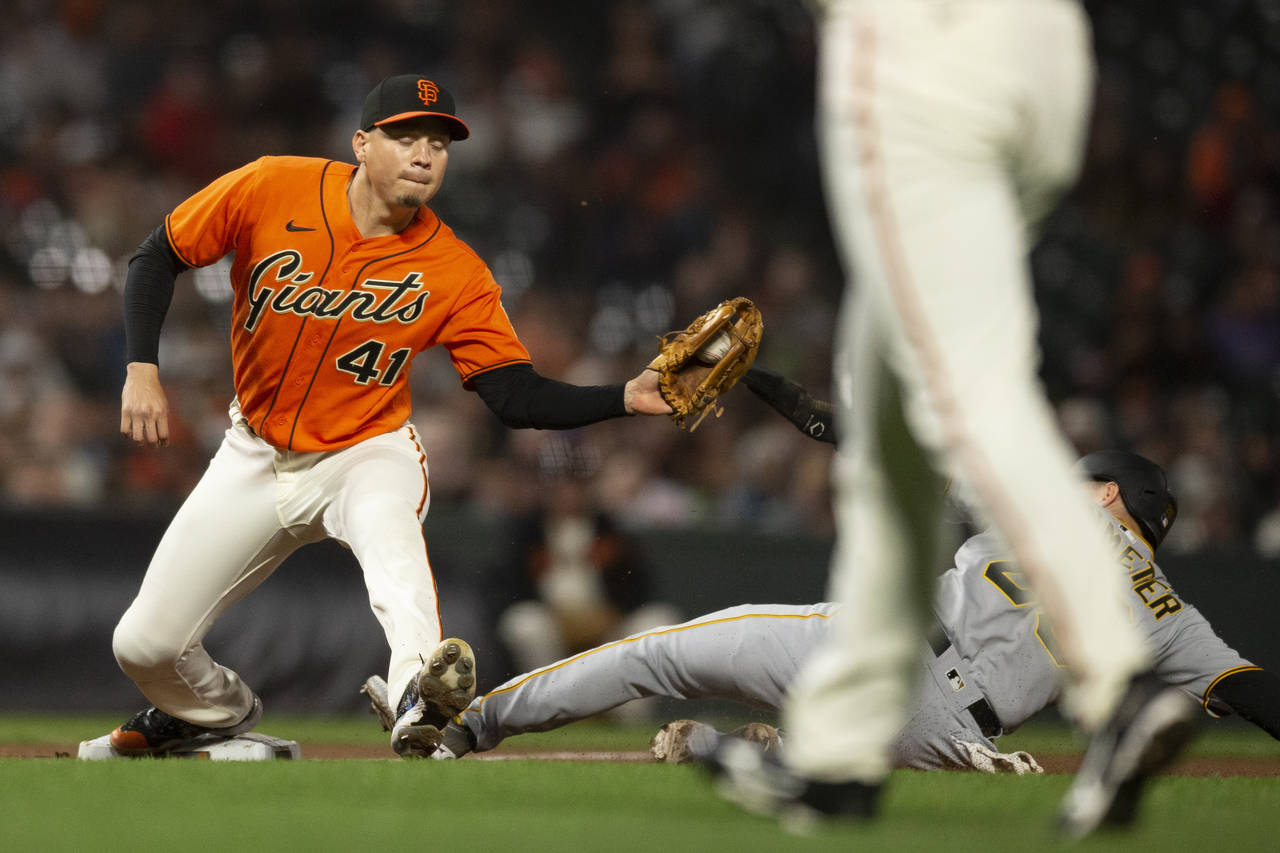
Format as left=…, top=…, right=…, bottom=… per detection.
left=741, top=366, right=838, bottom=445
left=1207, top=668, right=1280, bottom=741
left=470, top=363, right=671, bottom=429
left=121, top=362, right=171, bottom=447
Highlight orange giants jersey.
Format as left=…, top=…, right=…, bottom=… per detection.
left=164, top=156, right=531, bottom=452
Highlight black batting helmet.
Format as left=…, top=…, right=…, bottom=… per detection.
left=1076, top=451, right=1178, bottom=549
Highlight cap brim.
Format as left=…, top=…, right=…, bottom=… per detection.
left=373, top=111, right=470, bottom=140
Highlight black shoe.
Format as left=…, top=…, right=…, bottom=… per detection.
left=109, top=697, right=263, bottom=755
left=1056, top=672, right=1199, bottom=839
left=437, top=721, right=477, bottom=759
left=696, top=734, right=879, bottom=830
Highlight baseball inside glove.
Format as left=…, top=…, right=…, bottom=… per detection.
left=647, top=297, right=763, bottom=430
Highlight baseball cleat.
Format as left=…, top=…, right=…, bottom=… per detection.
left=392, top=719, right=445, bottom=758
left=435, top=721, right=476, bottom=759
left=391, top=638, right=476, bottom=758
left=1056, top=672, right=1199, bottom=839
left=695, top=733, right=879, bottom=832
left=109, top=696, right=263, bottom=756
left=429, top=741, right=459, bottom=760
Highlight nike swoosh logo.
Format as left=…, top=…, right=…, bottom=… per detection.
left=285, top=220, right=317, bottom=232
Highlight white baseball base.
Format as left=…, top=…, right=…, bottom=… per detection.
left=77, top=731, right=300, bottom=761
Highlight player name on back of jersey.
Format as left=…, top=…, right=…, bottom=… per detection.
left=1106, top=520, right=1183, bottom=620
left=244, top=249, right=430, bottom=332
left=1120, top=545, right=1182, bottom=620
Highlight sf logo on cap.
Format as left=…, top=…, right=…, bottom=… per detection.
left=417, top=80, right=439, bottom=106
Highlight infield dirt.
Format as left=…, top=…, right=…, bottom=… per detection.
left=3, top=740, right=1277, bottom=776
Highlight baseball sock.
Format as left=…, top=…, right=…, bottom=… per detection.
left=441, top=721, right=475, bottom=758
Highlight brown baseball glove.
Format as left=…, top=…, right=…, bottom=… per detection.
left=647, top=297, right=763, bottom=430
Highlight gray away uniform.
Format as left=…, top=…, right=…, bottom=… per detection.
left=458, top=515, right=1255, bottom=768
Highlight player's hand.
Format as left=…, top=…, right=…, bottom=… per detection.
left=121, top=362, right=171, bottom=447
left=624, top=368, right=673, bottom=416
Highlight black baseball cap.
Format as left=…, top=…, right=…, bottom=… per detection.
left=360, top=75, right=470, bottom=140
left=1076, top=450, right=1178, bottom=548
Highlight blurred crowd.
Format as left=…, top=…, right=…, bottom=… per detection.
left=2, top=0, right=1279, bottom=556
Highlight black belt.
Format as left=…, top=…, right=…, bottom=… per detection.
left=964, top=694, right=1002, bottom=739
left=928, top=622, right=1002, bottom=739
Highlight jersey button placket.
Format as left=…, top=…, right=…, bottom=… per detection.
left=302, top=333, right=323, bottom=388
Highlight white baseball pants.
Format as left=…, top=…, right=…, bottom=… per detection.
left=112, top=408, right=440, bottom=727
left=786, top=0, right=1150, bottom=782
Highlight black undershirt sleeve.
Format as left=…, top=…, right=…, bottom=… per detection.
left=469, top=363, right=628, bottom=429
left=1208, top=668, right=1280, bottom=741
left=124, top=224, right=188, bottom=365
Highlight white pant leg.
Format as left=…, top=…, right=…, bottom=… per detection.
left=786, top=301, right=946, bottom=781
left=112, top=421, right=301, bottom=727
left=786, top=0, right=1148, bottom=782
left=314, top=424, right=440, bottom=710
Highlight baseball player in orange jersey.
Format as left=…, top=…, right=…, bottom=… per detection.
left=703, top=0, right=1197, bottom=840
left=109, top=74, right=671, bottom=758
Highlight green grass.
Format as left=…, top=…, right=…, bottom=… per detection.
left=3, top=714, right=1279, bottom=852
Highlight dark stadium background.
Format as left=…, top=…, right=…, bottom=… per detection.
left=1, top=0, right=1276, bottom=712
